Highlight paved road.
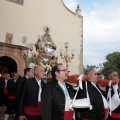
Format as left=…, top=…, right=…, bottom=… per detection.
left=0, top=107, right=14, bottom=120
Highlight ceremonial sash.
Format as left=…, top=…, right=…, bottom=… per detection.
left=112, top=113, right=120, bottom=119
left=102, top=96, right=109, bottom=120
left=91, top=83, right=109, bottom=120
left=64, top=111, right=74, bottom=120
left=3, top=87, right=8, bottom=94
left=64, top=94, right=74, bottom=120
left=8, top=96, right=16, bottom=99
left=104, top=108, right=109, bottom=120
left=24, top=102, right=41, bottom=116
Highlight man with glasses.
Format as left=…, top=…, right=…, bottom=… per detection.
left=41, top=63, right=75, bottom=120
left=96, top=70, right=103, bottom=80
left=96, top=70, right=109, bottom=99
left=75, top=69, right=108, bottom=120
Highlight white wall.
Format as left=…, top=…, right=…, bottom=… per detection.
left=0, top=0, right=83, bottom=75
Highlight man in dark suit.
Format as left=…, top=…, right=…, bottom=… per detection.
left=17, top=66, right=45, bottom=120
left=41, top=63, right=75, bottom=120
left=76, top=69, right=107, bottom=120
left=0, top=73, right=11, bottom=113
left=106, top=70, right=120, bottom=120
left=16, top=68, right=34, bottom=100
left=15, top=68, right=34, bottom=118
left=5, top=73, right=20, bottom=120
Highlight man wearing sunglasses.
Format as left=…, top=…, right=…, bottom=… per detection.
left=41, top=63, right=75, bottom=120
left=75, top=69, right=108, bottom=120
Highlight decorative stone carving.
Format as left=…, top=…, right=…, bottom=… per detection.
left=5, top=32, right=13, bottom=44
left=75, top=5, right=81, bottom=16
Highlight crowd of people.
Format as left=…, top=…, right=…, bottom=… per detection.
left=0, top=63, right=120, bottom=120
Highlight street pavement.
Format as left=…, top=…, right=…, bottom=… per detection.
left=0, top=106, right=14, bottom=120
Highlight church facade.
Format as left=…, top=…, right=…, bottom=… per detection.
left=0, top=0, right=83, bottom=76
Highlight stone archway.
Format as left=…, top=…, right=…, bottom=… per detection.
left=0, top=56, right=17, bottom=77
left=0, top=42, right=28, bottom=76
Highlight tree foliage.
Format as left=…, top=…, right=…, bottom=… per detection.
left=102, top=51, right=120, bottom=78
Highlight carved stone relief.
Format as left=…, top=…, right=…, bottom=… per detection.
left=5, top=32, right=13, bottom=44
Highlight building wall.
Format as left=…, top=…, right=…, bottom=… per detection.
left=0, top=0, right=83, bottom=75
left=0, top=42, right=27, bottom=75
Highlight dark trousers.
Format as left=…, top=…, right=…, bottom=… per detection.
left=5, top=99, right=16, bottom=114
left=0, top=94, right=8, bottom=107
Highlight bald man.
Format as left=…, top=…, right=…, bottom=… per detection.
left=17, top=66, right=46, bottom=120
left=76, top=69, right=108, bottom=120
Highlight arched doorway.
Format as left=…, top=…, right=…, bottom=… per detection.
left=0, top=56, right=17, bottom=77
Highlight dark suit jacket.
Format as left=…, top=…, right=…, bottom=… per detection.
left=98, top=86, right=110, bottom=99
left=0, top=78, right=9, bottom=106
left=17, top=77, right=45, bottom=116
left=76, top=81, right=104, bottom=120
left=16, top=76, right=26, bottom=100
left=0, top=78, right=6, bottom=94
left=41, top=79, right=74, bottom=120
left=7, top=79, right=17, bottom=96
left=0, top=78, right=6, bottom=105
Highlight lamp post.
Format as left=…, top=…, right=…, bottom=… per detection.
left=60, top=42, right=75, bottom=70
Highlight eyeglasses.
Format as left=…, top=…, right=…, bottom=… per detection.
left=113, top=74, right=118, bottom=76
left=97, top=73, right=101, bottom=76
left=58, top=69, right=68, bottom=72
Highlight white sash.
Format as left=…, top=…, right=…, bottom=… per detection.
left=108, top=84, right=120, bottom=111
left=92, top=83, right=108, bottom=108
left=37, top=80, right=42, bottom=102
left=65, top=95, right=73, bottom=111
left=65, top=94, right=75, bottom=119
left=92, top=83, right=109, bottom=119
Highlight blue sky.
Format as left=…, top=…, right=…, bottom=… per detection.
left=64, top=0, right=120, bottom=68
